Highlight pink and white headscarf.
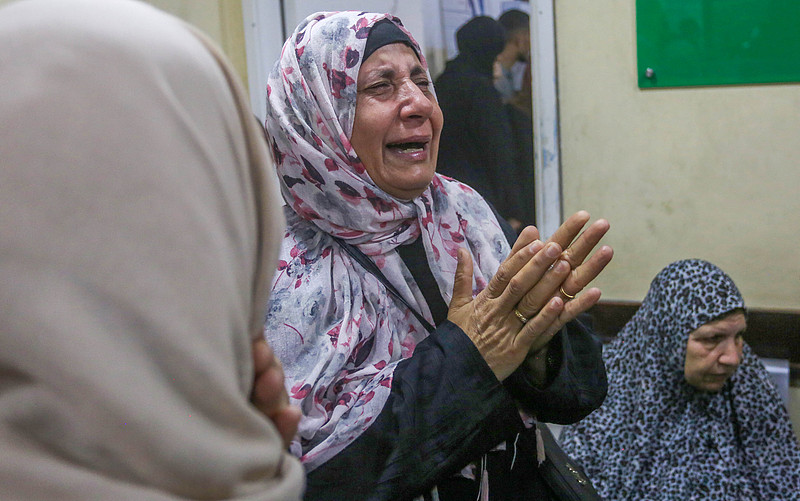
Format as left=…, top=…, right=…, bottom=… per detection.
left=264, top=11, right=510, bottom=471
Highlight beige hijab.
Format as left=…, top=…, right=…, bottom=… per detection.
left=0, top=0, right=302, bottom=499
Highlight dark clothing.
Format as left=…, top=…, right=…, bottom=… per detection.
left=398, top=240, right=449, bottom=323
left=434, top=56, right=523, bottom=223
left=454, top=16, right=505, bottom=74
left=305, top=318, right=605, bottom=501
left=505, top=102, right=536, bottom=228
left=305, top=320, right=523, bottom=500
left=305, top=230, right=607, bottom=500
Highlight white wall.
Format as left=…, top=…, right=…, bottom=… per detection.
left=145, top=1, right=248, bottom=86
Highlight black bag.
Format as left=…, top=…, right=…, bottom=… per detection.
left=535, top=422, right=602, bottom=501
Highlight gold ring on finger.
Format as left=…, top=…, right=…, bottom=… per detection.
left=513, top=308, right=529, bottom=325
left=559, top=286, right=576, bottom=299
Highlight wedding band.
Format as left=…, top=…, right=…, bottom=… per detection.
left=513, top=308, right=529, bottom=325
left=560, top=286, right=576, bottom=299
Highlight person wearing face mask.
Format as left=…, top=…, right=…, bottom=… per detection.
left=495, top=9, right=531, bottom=104
left=559, top=259, right=800, bottom=501
left=264, top=11, right=614, bottom=500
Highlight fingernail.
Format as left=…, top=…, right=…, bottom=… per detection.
left=528, top=240, right=543, bottom=253
left=556, top=260, right=570, bottom=272
left=546, top=244, right=560, bottom=258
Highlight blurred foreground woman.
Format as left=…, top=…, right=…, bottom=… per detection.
left=0, top=0, right=303, bottom=498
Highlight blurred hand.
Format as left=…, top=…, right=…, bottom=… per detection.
left=493, top=60, right=503, bottom=81
left=507, top=217, right=523, bottom=233
left=251, top=339, right=301, bottom=448
left=447, top=211, right=612, bottom=381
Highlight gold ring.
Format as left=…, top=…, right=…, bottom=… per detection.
left=513, top=308, right=529, bottom=324
left=560, top=286, right=576, bottom=299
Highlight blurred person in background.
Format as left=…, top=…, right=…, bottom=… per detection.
left=495, top=9, right=530, bottom=103
left=434, top=16, right=525, bottom=231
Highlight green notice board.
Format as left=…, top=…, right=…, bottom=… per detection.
left=636, top=0, right=800, bottom=88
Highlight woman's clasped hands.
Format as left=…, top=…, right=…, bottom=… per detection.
left=448, top=211, right=613, bottom=381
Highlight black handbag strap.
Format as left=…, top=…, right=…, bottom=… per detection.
left=333, top=237, right=436, bottom=334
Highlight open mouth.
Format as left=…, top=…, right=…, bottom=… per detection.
left=387, top=141, right=427, bottom=154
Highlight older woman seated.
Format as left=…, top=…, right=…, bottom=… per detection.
left=559, top=259, right=800, bottom=500
left=263, top=11, right=613, bottom=500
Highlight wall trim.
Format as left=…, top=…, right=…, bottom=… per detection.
left=241, top=0, right=285, bottom=122
left=530, top=0, right=562, bottom=238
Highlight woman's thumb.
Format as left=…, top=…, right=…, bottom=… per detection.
left=450, top=247, right=474, bottom=309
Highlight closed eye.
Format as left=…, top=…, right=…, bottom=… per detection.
left=367, top=82, right=391, bottom=91
left=359, top=81, right=392, bottom=96
left=698, top=335, right=724, bottom=346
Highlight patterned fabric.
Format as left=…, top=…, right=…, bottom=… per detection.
left=560, top=259, right=800, bottom=500
left=263, top=11, right=510, bottom=471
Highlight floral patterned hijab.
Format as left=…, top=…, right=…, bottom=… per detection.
left=263, top=11, right=510, bottom=470
left=559, top=259, right=800, bottom=500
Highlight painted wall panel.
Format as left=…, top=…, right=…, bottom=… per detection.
left=556, top=0, right=800, bottom=310
left=637, top=0, right=800, bottom=88
left=145, top=1, right=248, bottom=87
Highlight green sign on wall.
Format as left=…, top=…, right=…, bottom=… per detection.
left=637, top=0, right=800, bottom=88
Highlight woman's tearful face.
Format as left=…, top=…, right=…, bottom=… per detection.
left=349, top=43, right=443, bottom=200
